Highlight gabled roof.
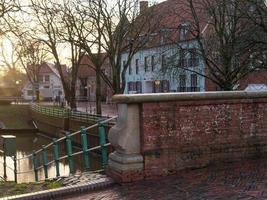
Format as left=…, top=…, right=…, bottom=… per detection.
left=40, top=62, right=69, bottom=78
left=78, top=53, right=111, bottom=78
left=125, top=0, right=208, bottom=49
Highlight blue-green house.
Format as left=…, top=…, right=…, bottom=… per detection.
left=122, top=41, right=206, bottom=94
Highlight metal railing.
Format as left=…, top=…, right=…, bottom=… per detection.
left=31, top=104, right=116, bottom=125
left=1, top=116, right=117, bottom=182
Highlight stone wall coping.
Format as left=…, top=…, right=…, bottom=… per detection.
left=112, top=91, right=267, bottom=104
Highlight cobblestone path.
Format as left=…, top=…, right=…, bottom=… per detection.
left=61, top=158, right=267, bottom=200
left=59, top=171, right=108, bottom=186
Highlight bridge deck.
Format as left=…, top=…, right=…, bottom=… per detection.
left=62, top=158, right=267, bottom=200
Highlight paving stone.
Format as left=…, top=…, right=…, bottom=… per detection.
left=61, top=158, right=267, bottom=200
left=59, top=171, right=107, bottom=186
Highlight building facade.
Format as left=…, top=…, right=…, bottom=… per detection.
left=122, top=42, right=205, bottom=94
left=76, top=54, right=113, bottom=103
left=122, top=0, right=206, bottom=94
left=22, top=63, right=66, bottom=101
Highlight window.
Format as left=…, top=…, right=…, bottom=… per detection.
left=128, top=82, right=132, bottom=92
left=154, top=80, right=162, bottom=93
left=45, top=75, right=50, bottom=82
left=38, top=75, right=43, bottom=82
left=160, top=29, right=172, bottom=45
left=151, top=56, right=155, bottom=71
left=125, top=61, right=131, bottom=75
left=162, top=80, right=170, bottom=92
left=136, top=81, right=142, bottom=93
left=191, top=74, right=197, bottom=87
left=44, top=85, right=50, bottom=89
left=161, top=55, right=167, bottom=69
left=179, top=49, right=187, bottom=68
left=80, top=78, right=88, bottom=87
left=180, top=22, right=190, bottom=40
left=136, top=59, right=139, bottom=74
left=144, top=57, right=149, bottom=72
left=132, top=82, right=136, bottom=91
left=188, top=49, right=199, bottom=67
left=128, top=82, right=136, bottom=92
left=179, top=75, right=186, bottom=92
left=191, top=74, right=198, bottom=92
left=27, top=90, right=33, bottom=96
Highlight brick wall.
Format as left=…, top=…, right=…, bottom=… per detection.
left=141, top=98, right=267, bottom=178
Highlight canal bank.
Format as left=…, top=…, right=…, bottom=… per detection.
left=0, top=132, right=102, bottom=183
left=0, top=104, right=113, bottom=183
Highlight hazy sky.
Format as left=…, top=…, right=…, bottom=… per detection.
left=0, top=0, right=169, bottom=73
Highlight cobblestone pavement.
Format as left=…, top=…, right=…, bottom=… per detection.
left=59, top=171, right=108, bottom=186
left=62, top=158, right=267, bottom=200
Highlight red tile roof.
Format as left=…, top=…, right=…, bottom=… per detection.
left=129, top=0, right=208, bottom=49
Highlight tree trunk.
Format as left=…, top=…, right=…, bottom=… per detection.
left=69, top=97, right=76, bottom=110
left=96, top=67, right=102, bottom=115
left=69, top=90, right=76, bottom=110
left=36, top=89, right=40, bottom=102
left=69, top=78, right=77, bottom=110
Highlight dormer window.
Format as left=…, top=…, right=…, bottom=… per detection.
left=160, top=28, right=172, bottom=45
left=180, top=22, right=190, bottom=40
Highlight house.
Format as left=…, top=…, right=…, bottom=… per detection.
left=22, top=62, right=68, bottom=101
left=122, top=0, right=207, bottom=94
left=76, top=54, right=113, bottom=102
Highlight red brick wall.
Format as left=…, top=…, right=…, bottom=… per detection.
left=205, top=70, right=267, bottom=91
left=141, top=98, right=267, bottom=178
left=239, top=70, right=267, bottom=90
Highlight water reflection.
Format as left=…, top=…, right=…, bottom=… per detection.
left=0, top=133, right=101, bottom=183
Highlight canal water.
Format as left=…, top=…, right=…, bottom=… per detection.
left=0, top=133, right=101, bottom=183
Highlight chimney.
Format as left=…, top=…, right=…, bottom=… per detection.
left=140, top=1, right=149, bottom=13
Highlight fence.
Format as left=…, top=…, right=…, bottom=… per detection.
left=31, top=104, right=116, bottom=125
left=0, top=116, right=117, bottom=183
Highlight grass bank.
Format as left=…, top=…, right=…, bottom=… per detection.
left=0, top=181, right=62, bottom=198
left=0, top=105, right=34, bottom=129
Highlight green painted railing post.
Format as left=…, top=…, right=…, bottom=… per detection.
left=33, top=151, right=38, bottom=182
left=53, top=139, right=60, bottom=177
left=13, top=155, right=17, bottom=183
left=65, top=132, right=74, bottom=175
left=81, top=127, right=90, bottom=171
left=98, top=122, right=108, bottom=166
left=41, top=145, right=48, bottom=179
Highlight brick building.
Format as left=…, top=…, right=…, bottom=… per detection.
left=76, top=54, right=113, bottom=103
left=205, top=70, right=267, bottom=91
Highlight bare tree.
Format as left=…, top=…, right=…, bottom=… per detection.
left=30, top=0, right=83, bottom=109
left=17, top=38, right=49, bottom=102
left=242, top=0, right=267, bottom=69
left=95, top=0, right=160, bottom=94
left=68, top=0, right=108, bottom=114
left=0, top=37, right=20, bottom=71
left=71, top=0, right=160, bottom=99
left=62, top=0, right=159, bottom=113
left=0, top=0, right=21, bottom=34
left=162, top=0, right=263, bottom=91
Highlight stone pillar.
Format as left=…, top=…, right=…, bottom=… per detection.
left=107, top=103, right=144, bottom=182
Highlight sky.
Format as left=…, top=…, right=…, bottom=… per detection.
left=0, top=0, right=168, bottom=74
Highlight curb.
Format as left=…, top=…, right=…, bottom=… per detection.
left=0, top=177, right=115, bottom=200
